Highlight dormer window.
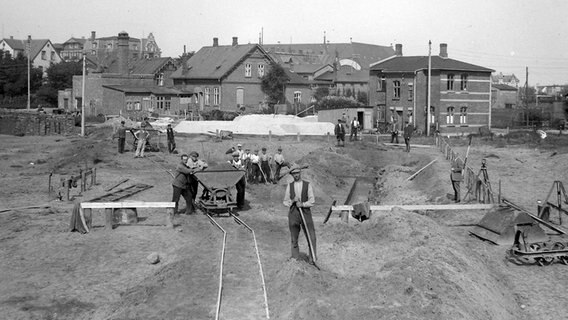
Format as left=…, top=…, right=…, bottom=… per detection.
left=447, top=74, right=455, bottom=91
left=258, top=64, right=265, bottom=77
left=245, top=63, right=252, bottom=77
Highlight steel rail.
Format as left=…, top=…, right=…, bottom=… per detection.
left=231, top=213, right=271, bottom=319
left=205, top=214, right=227, bottom=320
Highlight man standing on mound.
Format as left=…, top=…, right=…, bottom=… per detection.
left=283, top=165, right=317, bottom=264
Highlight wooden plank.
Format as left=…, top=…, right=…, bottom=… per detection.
left=502, top=198, right=567, bottom=235
left=105, top=208, right=113, bottom=231
left=0, top=204, right=51, bottom=213
left=383, top=143, right=432, bottom=148
left=104, top=178, right=129, bottom=192
left=407, top=159, right=437, bottom=181
left=81, top=202, right=175, bottom=209
left=332, top=203, right=495, bottom=211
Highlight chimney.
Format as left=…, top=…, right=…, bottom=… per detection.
left=232, top=37, right=238, bottom=46
left=213, top=37, right=219, bottom=47
left=117, top=31, right=130, bottom=76
left=395, top=44, right=403, bottom=56
left=439, top=43, right=448, bottom=58
left=10, top=36, right=13, bottom=40
left=91, top=31, right=96, bottom=41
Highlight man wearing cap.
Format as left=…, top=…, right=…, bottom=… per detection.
left=450, top=159, right=463, bottom=203
left=134, top=124, right=150, bottom=158
left=241, top=148, right=252, bottom=182
left=334, top=119, right=346, bottom=147
left=172, top=154, right=195, bottom=214
left=113, top=120, right=127, bottom=154
left=186, top=151, right=208, bottom=207
left=249, top=149, right=261, bottom=184
left=236, top=144, right=244, bottom=158
left=229, top=151, right=246, bottom=209
left=403, top=121, right=414, bottom=152
left=283, top=164, right=317, bottom=264
left=273, top=147, right=288, bottom=184
left=259, top=147, right=272, bottom=183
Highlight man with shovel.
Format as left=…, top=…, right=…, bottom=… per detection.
left=283, top=164, right=317, bottom=265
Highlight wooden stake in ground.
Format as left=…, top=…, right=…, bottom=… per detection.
left=0, top=204, right=51, bottom=214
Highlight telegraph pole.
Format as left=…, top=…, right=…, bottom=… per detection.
left=81, top=51, right=86, bottom=137
left=427, top=40, right=432, bottom=136
left=27, top=35, right=31, bottom=110
left=524, top=67, right=529, bottom=127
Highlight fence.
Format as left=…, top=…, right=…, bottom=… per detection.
left=0, top=110, right=78, bottom=136
left=435, top=135, right=495, bottom=203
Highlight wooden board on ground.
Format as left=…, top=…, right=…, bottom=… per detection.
left=332, top=203, right=495, bottom=211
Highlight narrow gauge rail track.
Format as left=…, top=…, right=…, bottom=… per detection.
left=206, top=213, right=270, bottom=320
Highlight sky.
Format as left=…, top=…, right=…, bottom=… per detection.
left=2, top=0, right=567, bottom=86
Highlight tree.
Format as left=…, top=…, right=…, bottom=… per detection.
left=356, top=91, right=368, bottom=105
left=0, top=50, right=42, bottom=98
left=45, top=61, right=82, bottom=90
left=261, top=62, right=289, bottom=105
left=313, top=86, right=329, bottom=102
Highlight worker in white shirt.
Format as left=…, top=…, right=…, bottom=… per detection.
left=249, top=149, right=261, bottom=184
left=273, top=147, right=289, bottom=184
left=186, top=151, right=208, bottom=205
left=229, top=151, right=246, bottom=209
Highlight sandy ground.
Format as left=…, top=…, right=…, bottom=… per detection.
left=0, top=128, right=567, bottom=320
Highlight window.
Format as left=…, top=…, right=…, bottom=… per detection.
left=126, top=101, right=133, bottom=110
left=51, top=51, right=55, bottom=61
left=393, top=81, right=401, bottom=99
left=447, top=74, right=454, bottom=91
left=258, top=64, right=265, bottom=77
left=294, top=91, right=302, bottom=104
left=134, top=101, right=141, bottom=111
left=245, top=63, right=252, bottom=77
left=41, top=51, right=46, bottom=60
left=446, top=106, right=455, bottom=124
left=91, top=50, right=96, bottom=55
left=460, top=74, right=468, bottom=91
left=204, top=88, right=210, bottom=106
left=93, top=42, right=97, bottom=49
left=377, top=76, right=386, bottom=91
left=408, top=82, right=413, bottom=100
left=213, top=87, right=220, bottom=105
left=107, top=43, right=112, bottom=49
left=505, top=103, right=513, bottom=109
left=460, top=107, right=467, bottom=124
left=430, top=106, right=436, bottom=125
left=156, top=73, right=164, bottom=86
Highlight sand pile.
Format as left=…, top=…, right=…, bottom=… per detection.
left=174, top=114, right=335, bottom=136
left=268, top=208, right=521, bottom=320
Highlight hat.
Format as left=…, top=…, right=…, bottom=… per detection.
left=189, top=151, right=198, bottom=157
left=254, top=149, right=259, bottom=152
left=278, top=147, right=282, bottom=151
left=261, top=147, right=267, bottom=151
left=232, top=151, right=240, bottom=157
left=289, top=164, right=301, bottom=174
left=237, top=143, right=242, bottom=147
left=181, top=153, right=188, bottom=158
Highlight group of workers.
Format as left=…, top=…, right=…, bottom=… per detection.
left=334, top=118, right=415, bottom=152
left=227, top=144, right=290, bottom=185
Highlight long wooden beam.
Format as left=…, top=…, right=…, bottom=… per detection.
left=81, top=202, right=175, bottom=209
left=332, top=203, right=495, bottom=211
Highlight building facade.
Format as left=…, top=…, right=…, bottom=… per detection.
left=369, top=43, right=494, bottom=135
left=0, top=37, right=62, bottom=77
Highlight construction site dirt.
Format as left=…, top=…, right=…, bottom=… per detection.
left=0, top=127, right=567, bottom=320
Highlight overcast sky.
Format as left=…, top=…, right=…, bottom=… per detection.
left=2, top=0, right=566, bottom=86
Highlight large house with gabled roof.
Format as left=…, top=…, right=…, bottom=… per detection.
left=171, top=37, right=312, bottom=112
left=369, top=43, right=494, bottom=135
left=0, top=36, right=62, bottom=77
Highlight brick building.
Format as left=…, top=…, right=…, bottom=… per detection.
left=171, top=37, right=311, bottom=113
left=369, top=43, right=494, bottom=135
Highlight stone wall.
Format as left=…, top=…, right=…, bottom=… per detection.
left=0, top=110, right=79, bottom=136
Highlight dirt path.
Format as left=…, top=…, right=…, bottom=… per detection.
left=0, top=132, right=567, bottom=319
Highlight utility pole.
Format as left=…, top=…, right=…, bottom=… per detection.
left=524, top=67, right=529, bottom=127
left=81, top=51, right=86, bottom=137
left=427, top=40, right=432, bottom=136
left=27, top=35, right=31, bottom=110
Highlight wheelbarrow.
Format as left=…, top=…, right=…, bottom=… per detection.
left=193, top=163, right=246, bottom=216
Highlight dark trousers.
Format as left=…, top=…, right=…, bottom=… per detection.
left=172, top=186, right=194, bottom=214
left=167, top=139, right=175, bottom=153
left=235, top=176, right=246, bottom=208
left=251, top=163, right=261, bottom=183
left=452, top=180, right=461, bottom=202
left=274, top=161, right=288, bottom=182
left=288, top=206, right=316, bottom=263
left=118, top=138, right=125, bottom=153
left=391, top=132, right=399, bottom=143
left=404, top=138, right=411, bottom=152
left=188, top=175, right=199, bottom=201
left=350, top=129, right=358, bottom=141
left=260, top=161, right=271, bottom=183
left=336, top=134, right=345, bottom=146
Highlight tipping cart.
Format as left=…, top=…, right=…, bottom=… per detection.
left=193, top=164, right=245, bottom=216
